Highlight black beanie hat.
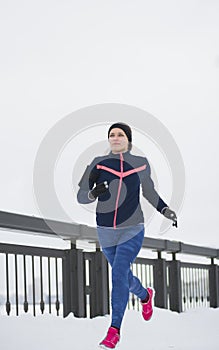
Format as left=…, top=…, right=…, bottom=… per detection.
left=108, top=122, right=132, bottom=143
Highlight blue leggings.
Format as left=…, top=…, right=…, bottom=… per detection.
left=97, top=226, right=148, bottom=329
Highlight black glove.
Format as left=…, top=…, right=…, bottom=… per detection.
left=88, top=181, right=109, bottom=200
left=161, top=207, right=178, bottom=227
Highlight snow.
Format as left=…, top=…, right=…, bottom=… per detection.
left=1, top=307, right=219, bottom=350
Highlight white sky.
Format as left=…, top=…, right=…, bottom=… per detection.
left=0, top=0, right=219, bottom=249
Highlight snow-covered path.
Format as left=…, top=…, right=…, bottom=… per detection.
left=1, top=307, right=219, bottom=350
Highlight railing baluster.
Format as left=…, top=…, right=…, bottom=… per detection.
left=201, top=268, right=204, bottom=305
left=140, top=264, right=144, bottom=311
left=193, top=268, right=195, bottom=306
left=48, top=257, right=51, bottom=314
left=32, top=256, right=36, bottom=316
left=40, top=256, right=45, bottom=314
left=202, top=268, right=205, bottom=306
left=55, top=258, right=60, bottom=316
left=14, top=254, right=19, bottom=316
left=189, top=269, right=192, bottom=307
left=182, top=268, right=186, bottom=310
left=147, top=264, right=150, bottom=287
left=196, top=268, right=199, bottom=305
left=23, top=255, right=28, bottom=313
left=198, top=268, right=202, bottom=306
left=130, top=264, right=135, bottom=309
left=196, top=268, right=199, bottom=306
left=204, top=269, right=208, bottom=306
left=186, top=268, right=189, bottom=309
left=137, top=264, right=140, bottom=311
left=185, top=267, right=189, bottom=310
left=204, top=269, right=209, bottom=305
left=197, top=269, right=200, bottom=306
left=193, top=268, right=196, bottom=305
left=148, top=265, right=151, bottom=286
left=135, top=264, right=138, bottom=310
left=193, top=268, right=197, bottom=305
left=203, top=269, right=206, bottom=305
left=199, top=269, right=202, bottom=305
left=189, top=268, right=193, bottom=306
left=142, top=264, right=146, bottom=289
left=186, top=268, right=190, bottom=306
left=5, top=254, right=11, bottom=316
left=206, top=268, right=210, bottom=304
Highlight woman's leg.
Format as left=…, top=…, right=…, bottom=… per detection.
left=128, top=270, right=148, bottom=300
left=102, top=245, right=116, bottom=267
left=110, top=229, right=146, bottom=329
left=102, top=246, right=147, bottom=300
left=97, top=227, right=118, bottom=267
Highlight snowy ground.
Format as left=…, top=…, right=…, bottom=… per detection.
left=1, top=307, right=219, bottom=350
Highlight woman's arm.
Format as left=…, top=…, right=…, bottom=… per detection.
left=141, top=159, right=168, bottom=213
left=141, top=159, right=177, bottom=226
left=77, top=162, right=99, bottom=204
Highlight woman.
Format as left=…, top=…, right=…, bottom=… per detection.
left=77, top=122, right=177, bottom=349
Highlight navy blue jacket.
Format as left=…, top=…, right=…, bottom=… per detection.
left=77, top=150, right=168, bottom=228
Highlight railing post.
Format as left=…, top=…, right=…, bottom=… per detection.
left=153, top=252, right=167, bottom=309
left=209, top=259, right=219, bottom=308
left=168, top=254, right=182, bottom=312
left=89, top=249, right=110, bottom=318
left=62, top=244, right=86, bottom=318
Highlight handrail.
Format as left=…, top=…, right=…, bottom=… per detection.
left=0, top=210, right=218, bottom=259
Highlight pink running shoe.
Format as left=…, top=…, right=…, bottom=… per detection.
left=141, top=287, right=155, bottom=321
left=99, top=327, right=120, bottom=349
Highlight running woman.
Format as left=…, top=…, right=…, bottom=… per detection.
left=77, top=122, right=177, bottom=349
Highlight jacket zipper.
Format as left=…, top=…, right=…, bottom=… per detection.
left=113, top=152, right=124, bottom=228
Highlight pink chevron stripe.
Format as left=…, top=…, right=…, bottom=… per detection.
left=96, top=165, right=121, bottom=177
left=122, top=165, right=146, bottom=177
left=96, top=164, right=146, bottom=178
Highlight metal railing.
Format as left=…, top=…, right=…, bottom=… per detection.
left=0, top=240, right=110, bottom=318
left=180, top=263, right=210, bottom=311
left=0, top=242, right=64, bottom=316
left=0, top=210, right=218, bottom=317
left=128, top=254, right=218, bottom=313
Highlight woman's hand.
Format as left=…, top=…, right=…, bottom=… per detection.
left=88, top=181, right=109, bottom=200
left=161, top=207, right=178, bottom=227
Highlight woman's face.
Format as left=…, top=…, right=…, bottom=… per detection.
left=108, top=128, right=129, bottom=153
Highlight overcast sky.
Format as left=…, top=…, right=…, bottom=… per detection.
left=0, top=0, right=218, bottom=249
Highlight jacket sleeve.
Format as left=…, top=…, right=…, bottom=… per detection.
left=141, top=158, right=168, bottom=213
left=77, top=158, right=99, bottom=204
